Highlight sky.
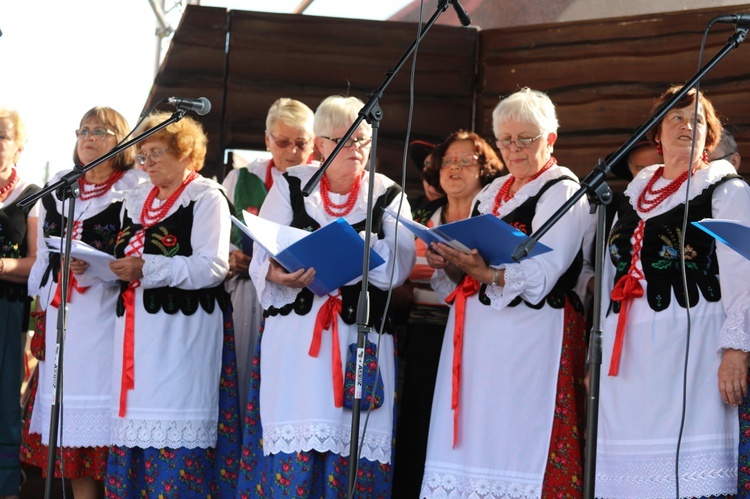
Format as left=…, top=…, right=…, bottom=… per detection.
left=0, top=0, right=412, bottom=187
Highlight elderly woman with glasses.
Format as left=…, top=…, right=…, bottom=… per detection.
left=222, top=97, right=315, bottom=417
left=23, top=106, right=143, bottom=499
left=0, top=107, right=40, bottom=499
left=236, top=95, right=415, bottom=498
left=101, top=112, right=239, bottom=497
left=421, top=87, right=589, bottom=498
left=393, top=130, right=503, bottom=498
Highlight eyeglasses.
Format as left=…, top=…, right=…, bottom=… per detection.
left=712, top=150, right=738, bottom=161
left=135, top=148, right=170, bottom=165
left=269, top=133, right=311, bottom=150
left=441, top=154, right=479, bottom=169
left=75, top=127, right=115, bottom=140
left=496, top=133, right=544, bottom=150
left=322, top=136, right=372, bottom=149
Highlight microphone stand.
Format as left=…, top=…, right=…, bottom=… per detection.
left=507, top=27, right=748, bottom=499
left=17, top=109, right=189, bottom=499
left=301, top=2, right=468, bottom=496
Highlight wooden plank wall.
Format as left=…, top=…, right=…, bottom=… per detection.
left=222, top=10, right=478, bottom=193
left=478, top=6, right=750, bottom=190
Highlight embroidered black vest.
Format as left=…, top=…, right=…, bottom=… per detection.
left=608, top=175, right=738, bottom=313
left=114, top=200, right=229, bottom=316
left=474, top=176, right=583, bottom=311
left=40, top=193, right=123, bottom=290
left=263, top=174, right=403, bottom=334
left=0, top=183, right=41, bottom=302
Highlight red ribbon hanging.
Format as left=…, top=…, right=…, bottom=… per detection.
left=444, top=275, right=480, bottom=448
left=608, top=219, right=645, bottom=376
left=118, top=284, right=138, bottom=417
left=310, top=293, right=344, bottom=408
left=50, top=270, right=90, bottom=308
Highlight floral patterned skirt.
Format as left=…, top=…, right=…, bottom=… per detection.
left=540, top=297, right=587, bottom=497
left=738, top=371, right=750, bottom=498
left=20, top=369, right=109, bottom=480
left=20, top=309, right=109, bottom=481
left=236, top=328, right=396, bottom=499
left=104, top=305, right=241, bottom=498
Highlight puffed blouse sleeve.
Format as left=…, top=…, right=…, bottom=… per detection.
left=140, top=186, right=230, bottom=290
left=247, top=177, right=300, bottom=309
left=360, top=190, right=416, bottom=291
left=27, top=196, right=48, bottom=299
left=483, top=178, right=589, bottom=310
left=713, top=178, right=750, bottom=353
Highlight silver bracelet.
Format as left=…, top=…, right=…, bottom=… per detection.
left=491, top=267, right=498, bottom=286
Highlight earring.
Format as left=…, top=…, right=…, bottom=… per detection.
left=656, top=142, right=663, bottom=155
left=702, top=150, right=709, bottom=163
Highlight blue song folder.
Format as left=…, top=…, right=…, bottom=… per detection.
left=383, top=208, right=552, bottom=265
left=692, top=219, right=750, bottom=261
left=231, top=212, right=386, bottom=296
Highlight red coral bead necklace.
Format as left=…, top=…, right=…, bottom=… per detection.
left=492, top=157, right=556, bottom=215
left=78, top=168, right=125, bottom=200
left=320, top=170, right=365, bottom=217
left=636, top=166, right=691, bottom=213
left=140, top=170, right=199, bottom=228
left=0, top=168, right=18, bottom=199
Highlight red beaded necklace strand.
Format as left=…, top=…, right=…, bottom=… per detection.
left=140, top=171, right=199, bottom=228
left=78, top=169, right=125, bottom=200
left=320, top=171, right=365, bottom=217
left=492, top=157, right=556, bottom=215
left=636, top=166, right=690, bottom=213
left=0, top=168, right=19, bottom=198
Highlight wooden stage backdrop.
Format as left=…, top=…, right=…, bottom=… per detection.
left=145, top=5, right=750, bottom=195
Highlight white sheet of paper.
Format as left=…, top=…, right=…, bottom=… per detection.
left=231, top=212, right=309, bottom=256
left=45, top=236, right=119, bottom=282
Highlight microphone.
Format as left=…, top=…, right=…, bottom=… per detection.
left=166, top=97, right=211, bottom=116
left=452, top=0, right=472, bottom=26
left=712, top=14, right=750, bottom=27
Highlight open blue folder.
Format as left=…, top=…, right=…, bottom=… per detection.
left=231, top=213, right=386, bottom=297
left=692, top=218, right=750, bottom=261
left=383, top=208, right=551, bottom=265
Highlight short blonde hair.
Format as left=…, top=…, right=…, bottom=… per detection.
left=266, top=98, right=314, bottom=136
left=74, top=107, right=135, bottom=170
left=313, top=96, right=371, bottom=138
left=492, top=87, right=559, bottom=138
left=135, top=112, right=208, bottom=171
left=0, top=106, right=28, bottom=147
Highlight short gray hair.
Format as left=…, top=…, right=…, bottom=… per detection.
left=265, top=98, right=314, bottom=135
left=313, top=96, right=371, bottom=138
left=492, top=87, right=559, bottom=137
left=713, top=126, right=738, bottom=159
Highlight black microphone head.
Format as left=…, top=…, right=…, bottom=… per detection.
left=451, top=0, right=472, bottom=26
left=712, top=13, right=750, bottom=26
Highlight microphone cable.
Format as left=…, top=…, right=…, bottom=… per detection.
left=673, top=19, right=713, bottom=499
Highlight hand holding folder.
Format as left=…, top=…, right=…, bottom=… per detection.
left=231, top=212, right=386, bottom=296
left=383, top=207, right=552, bottom=265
